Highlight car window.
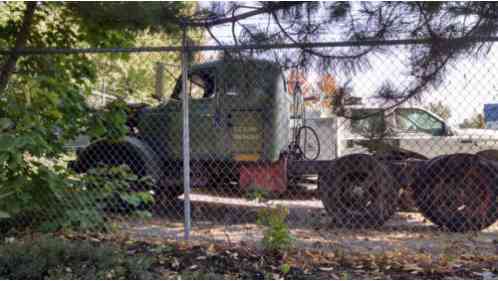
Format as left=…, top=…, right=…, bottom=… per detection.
left=350, top=109, right=385, bottom=135
left=395, top=108, right=444, bottom=135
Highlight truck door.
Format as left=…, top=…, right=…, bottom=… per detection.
left=393, top=108, right=461, bottom=158
left=187, top=71, right=227, bottom=159
left=220, top=80, right=265, bottom=162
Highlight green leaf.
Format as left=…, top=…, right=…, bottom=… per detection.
left=0, top=191, right=13, bottom=200
left=0, top=153, right=9, bottom=164
left=0, top=135, right=15, bottom=151
left=135, top=210, right=152, bottom=219
left=120, top=194, right=142, bottom=207
left=0, top=211, right=10, bottom=219
left=0, top=118, right=13, bottom=131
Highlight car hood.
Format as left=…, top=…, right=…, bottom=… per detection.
left=452, top=128, right=498, bottom=138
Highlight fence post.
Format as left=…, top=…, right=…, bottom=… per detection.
left=181, top=22, right=191, bottom=241
left=154, top=62, right=164, bottom=102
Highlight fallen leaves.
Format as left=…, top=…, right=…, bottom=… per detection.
left=403, top=263, right=424, bottom=274
left=35, top=231, right=498, bottom=279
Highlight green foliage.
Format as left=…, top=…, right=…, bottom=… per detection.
left=0, top=236, right=153, bottom=279
left=245, top=185, right=271, bottom=203
left=87, top=99, right=130, bottom=140
left=90, top=23, right=204, bottom=104
left=247, top=185, right=294, bottom=252
left=0, top=160, right=154, bottom=232
left=257, top=205, right=294, bottom=252
left=280, top=263, right=291, bottom=275
left=0, top=189, right=13, bottom=219
left=0, top=2, right=190, bottom=232
left=0, top=99, right=143, bottom=232
left=0, top=1, right=137, bottom=232
left=66, top=2, right=189, bottom=35
left=40, top=165, right=137, bottom=231
left=80, top=164, right=155, bottom=211
left=0, top=2, right=202, bottom=233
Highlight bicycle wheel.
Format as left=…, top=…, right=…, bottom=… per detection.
left=297, top=126, right=320, bottom=160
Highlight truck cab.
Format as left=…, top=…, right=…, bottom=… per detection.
left=337, top=105, right=498, bottom=159
left=138, top=58, right=289, bottom=164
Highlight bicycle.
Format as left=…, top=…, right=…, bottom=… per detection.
left=288, top=81, right=320, bottom=161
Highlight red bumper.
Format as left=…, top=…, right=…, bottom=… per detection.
left=239, top=157, right=288, bottom=193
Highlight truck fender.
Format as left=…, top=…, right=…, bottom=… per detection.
left=374, top=149, right=428, bottom=161
left=69, top=136, right=162, bottom=184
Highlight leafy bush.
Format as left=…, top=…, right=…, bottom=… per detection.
left=0, top=236, right=153, bottom=279
left=39, top=164, right=154, bottom=232
left=0, top=188, right=13, bottom=220
left=0, top=162, right=154, bottom=233
left=257, top=206, right=294, bottom=252
left=0, top=88, right=152, bottom=232
left=0, top=2, right=188, bottom=233
left=247, top=185, right=294, bottom=252
left=76, top=164, right=155, bottom=215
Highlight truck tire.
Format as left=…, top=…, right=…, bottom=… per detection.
left=374, top=150, right=428, bottom=162
left=477, top=149, right=498, bottom=162
left=319, top=154, right=398, bottom=228
left=70, top=137, right=182, bottom=208
left=412, top=153, right=498, bottom=232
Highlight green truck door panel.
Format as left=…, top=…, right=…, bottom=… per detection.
left=218, top=63, right=289, bottom=162
left=190, top=99, right=227, bottom=159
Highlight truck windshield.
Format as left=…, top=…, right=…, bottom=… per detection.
left=350, top=110, right=385, bottom=135
left=171, top=72, right=215, bottom=100
left=395, top=108, right=444, bottom=136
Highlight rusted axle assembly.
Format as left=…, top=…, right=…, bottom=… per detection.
left=286, top=153, right=498, bottom=232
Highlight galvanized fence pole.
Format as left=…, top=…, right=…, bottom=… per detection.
left=181, top=23, right=191, bottom=241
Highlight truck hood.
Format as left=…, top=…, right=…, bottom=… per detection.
left=452, top=128, right=498, bottom=138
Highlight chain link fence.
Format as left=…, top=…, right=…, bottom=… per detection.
left=2, top=37, right=498, bottom=257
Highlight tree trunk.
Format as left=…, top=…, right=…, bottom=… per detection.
left=0, top=2, right=37, bottom=95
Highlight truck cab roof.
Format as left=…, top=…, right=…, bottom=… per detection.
left=170, top=58, right=283, bottom=100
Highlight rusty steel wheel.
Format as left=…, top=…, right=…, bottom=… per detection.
left=413, top=153, right=498, bottom=232
left=477, top=149, right=498, bottom=162
left=319, top=154, right=398, bottom=228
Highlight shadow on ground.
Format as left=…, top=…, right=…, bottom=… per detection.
left=118, top=192, right=498, bottom=257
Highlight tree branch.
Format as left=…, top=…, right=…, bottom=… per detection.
left=187, top=2, right=301, bottom=27
left=271, top=11, right=377, bottom=62
left=0, top=2, right=37, bottom=95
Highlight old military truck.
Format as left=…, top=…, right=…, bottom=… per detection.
left=70, top=58, right=498, bottom=232
left=70, top=58, right=291, bottom=200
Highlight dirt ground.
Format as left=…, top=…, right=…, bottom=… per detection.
left=118, top=193, right=498, bottom=258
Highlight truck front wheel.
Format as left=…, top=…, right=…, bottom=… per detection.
left=70, top=138, right=182, bottom=210
left=319, top=154, right=398, bottom=228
